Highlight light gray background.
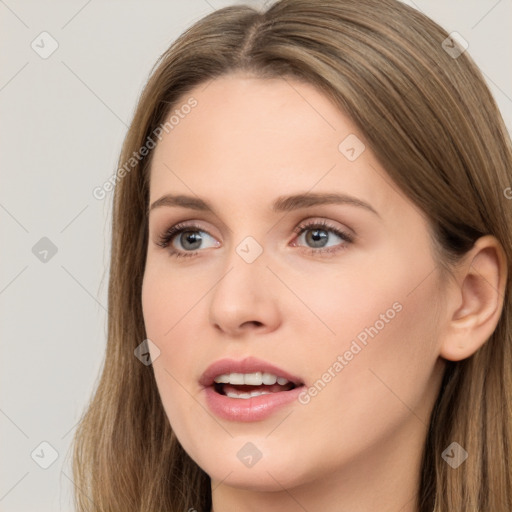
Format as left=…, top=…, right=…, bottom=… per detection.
left=1, top=1, right=511, bottom=510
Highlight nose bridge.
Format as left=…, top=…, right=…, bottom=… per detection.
left=214, top=234, right=270, bottom=306
left=208, top=233, right=281, bottom=334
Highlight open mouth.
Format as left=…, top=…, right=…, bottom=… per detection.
left=202, top=362, right=306, bottom=420
left=213, top=381, right=299, bottom=399
left=200, top=358, right=305, bottom=403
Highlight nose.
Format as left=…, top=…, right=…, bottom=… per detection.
left=208, top=247, right=282, bottom=338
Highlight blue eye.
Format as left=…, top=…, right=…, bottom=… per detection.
left=156, top=222, right=218, bottom=258
left=292, top=220, right=353, bottom=255
left=156, top=220, right=353, bottom=259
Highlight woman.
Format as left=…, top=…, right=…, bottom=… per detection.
left=72, top=0, right=512, bottom=510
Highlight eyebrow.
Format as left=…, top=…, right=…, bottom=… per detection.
left=148, top=192, right=379, bottom=217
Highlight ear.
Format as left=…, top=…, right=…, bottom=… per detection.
left=439, top=235, right=508, bottom=362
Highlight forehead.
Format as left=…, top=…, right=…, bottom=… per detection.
left=148, top=73, right=395, bottom=214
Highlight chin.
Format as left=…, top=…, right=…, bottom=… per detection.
left=196, top=449, right=314, bottom=492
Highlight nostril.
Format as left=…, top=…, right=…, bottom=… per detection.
left=241, top=320, right=263, bottom=328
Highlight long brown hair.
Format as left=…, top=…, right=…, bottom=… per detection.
left=72, top=0, right=512, bottom=510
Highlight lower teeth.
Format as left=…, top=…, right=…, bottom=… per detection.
left=225, top=390, right=273, bottom=399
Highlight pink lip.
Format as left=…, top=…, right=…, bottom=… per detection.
left=199, top=356, right=305, bottom=422
left=203, top=385, right=304, bottom=422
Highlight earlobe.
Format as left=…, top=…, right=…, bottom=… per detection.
left=439, top=235, right=508, bottom=362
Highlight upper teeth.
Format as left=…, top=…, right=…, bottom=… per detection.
left=213, top=372, right=290, bottom=386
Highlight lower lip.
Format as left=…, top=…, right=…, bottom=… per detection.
left=203, top=385, right=305, bottom=422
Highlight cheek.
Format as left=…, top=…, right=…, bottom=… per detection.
left=141, top=267, right=184, bottom=386
left=141, top=263, right=207, bottom=417
left=277, top=250, right=414, bottom=357
left=293, top=243, right=442, bottom=403
left=298, top=262, right=442, bottom=441
left=141, top=267, right=195, bottom=371
left=141, top=259, right=202, bottom=337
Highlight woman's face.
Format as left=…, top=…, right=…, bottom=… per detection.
left=142, top=73, right=447, bottom=495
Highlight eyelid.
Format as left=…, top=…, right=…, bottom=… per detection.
left=292, top=218, right=354, bottom=240
left=155, top=220, right=217, bottom=249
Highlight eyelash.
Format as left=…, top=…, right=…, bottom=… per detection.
left=156, top=220, right=354, bottom=259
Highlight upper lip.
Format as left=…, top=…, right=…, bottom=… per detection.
left=199, top=356, right=304, bottom=387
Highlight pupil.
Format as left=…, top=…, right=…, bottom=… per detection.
left=181, top=231, right=202, bottom=250
left=307, top=229, right=327, bottom=248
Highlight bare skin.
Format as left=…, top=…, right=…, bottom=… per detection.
left=141, top=72, right=506, bottom=512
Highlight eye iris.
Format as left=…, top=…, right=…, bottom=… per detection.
left=180, top=231, right=202, bottom=250
left=306, top=229, right=328, bottom=248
